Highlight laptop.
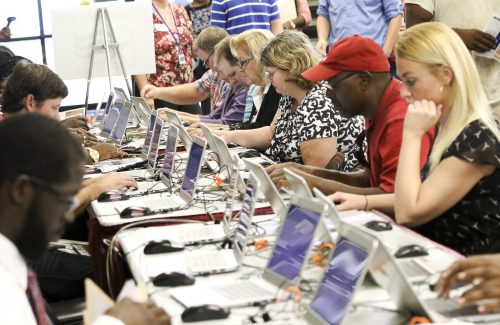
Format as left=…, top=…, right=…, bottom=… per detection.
left=164, top=109, right=184, bottom=127
left=304, top=223, right=379, bottom=325
left=99, top=98, right=123, bottom=138
left=370, top=243, right=498, bottom=323
left=160, top=123, right=179, bottom=187
left=147, top=116, right=164, bottom=170
left=211, top=135, right=247, bottom=193
left=284, top=168, right=313, bottom=199
left=172, top=121, right=192, bottom=152
left=113, top=86, right=141, bottom=126
left=312, top=187, right=342, bottom=237
left=154, top=175, right=260, bottom=276
left=114, top=136, right=208, bottom=214
left=110, top=101, right=133, bottom=145
left=91, top=92, right=107, bottom=127
left=169, top=196, right=326, bottom=308
left=199, top=124, right=222, bottom=171
left=244, top=159, right=287, bottom=218
left=130, top=96, right=152, bottom=125
left=141, top=110, right=158, bottom=160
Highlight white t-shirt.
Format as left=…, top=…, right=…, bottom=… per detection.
left=405, top=0, right=500, bottom=115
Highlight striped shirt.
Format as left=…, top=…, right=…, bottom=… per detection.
left=210, top=0, right=280, bottom=35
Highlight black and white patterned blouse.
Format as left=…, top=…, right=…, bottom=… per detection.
left=265, top=83, right=364, bottom=171
left=185, top=2, right=211, bottom=35
left=416, top=120, right=500, bottom=256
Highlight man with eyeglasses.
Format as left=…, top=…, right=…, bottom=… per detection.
left=0, top=114, right=170, bottom=325
left=267, top=35, right=435, bottom=202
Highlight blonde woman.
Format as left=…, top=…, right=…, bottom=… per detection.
left=220, top=30, right=364, bottom=169
left=331, top=22, right=500, bottom=256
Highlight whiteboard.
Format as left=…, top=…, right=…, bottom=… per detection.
left=52, top=1, right=155, bottom=80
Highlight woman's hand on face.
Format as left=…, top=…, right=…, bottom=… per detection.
left=404, top=100, right=442, bottom=137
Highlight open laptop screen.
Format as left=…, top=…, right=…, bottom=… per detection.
left=234, top=176, right=257, bottom=252
left=147, top=118, right=163, bottom=169
left=162, top=125, right=178, bottom=182
left=101, top=101, right=121, bottom=134
left=180, top=140, right=204, bottom=197
left=267, top=204, right=321, bottom=283
left=142, top=111, right=158, bottom=157
left=309, top=237, right=369, bottom=325
left=111, top=103, right=131, bottom=143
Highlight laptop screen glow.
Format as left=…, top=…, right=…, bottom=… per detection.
left=309, top=238, right=369, bottom=325
left=267, top=204, right=321, bottom=283
left=180, top=141, right=204, bottom=197
left=234, top=177, right=257, bottom=252
left=147, top=118, right=164, bottom=169
left=162, top=125, right=178, bottom=182
left=111, top=104, right=131, bottom=142
left=101, top=101, right=121, bottom=134
left=142, top=111, right=158, bottom=157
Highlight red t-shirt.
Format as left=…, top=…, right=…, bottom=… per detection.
left=366, top=78, right=435, bottom=192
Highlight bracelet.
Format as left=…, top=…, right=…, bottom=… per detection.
left=363, top=195, right=368, bottom=211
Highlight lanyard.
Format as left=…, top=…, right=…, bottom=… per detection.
left=152, top=2, right=182, bottom=49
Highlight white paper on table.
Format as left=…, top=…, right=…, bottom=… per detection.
left=474, top=14, right=500, bottom=62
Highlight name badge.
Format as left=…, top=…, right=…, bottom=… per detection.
left=154, top=23, right=168, bottom=32
left=178, top=52, right=187, bottom=65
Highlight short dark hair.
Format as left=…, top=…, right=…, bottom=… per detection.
left=0, top=114, right=85, bottom=184
left=0, top=53, right=31, bottom=84
left=0, top=63, right=68, bottom=113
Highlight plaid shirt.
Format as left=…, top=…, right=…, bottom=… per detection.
left=194, top=70, right=231, bottom=112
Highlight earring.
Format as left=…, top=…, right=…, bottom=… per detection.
left=440, top=85, right=444, bottom=94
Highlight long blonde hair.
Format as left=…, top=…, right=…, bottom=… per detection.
left=396, top=22, right=500, bottom=171
left=229, top=29, right=274, bottom=85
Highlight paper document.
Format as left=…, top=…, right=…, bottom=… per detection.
left=474, top=14, right=500, bottom=62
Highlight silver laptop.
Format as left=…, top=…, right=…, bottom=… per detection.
left=147, top=116, right=164, bottom=170
left=91, top=91, right=107, bottom=127
left=371, top=243, right=500, bottom=323
left=160, top=124, right=179, bottom=187
left=99, top=97, right=123, bottom=138
left=171, top=121, right=192, bottom=152
left=164, top=109, right=183, bottom=127
left=158, top=175, right=260, bottom=276
left=244, top=159, right=287, bottom=218
left=110, top=101, right=133, bottom=145
left=304, top=223, right=379, bottom=325
left=130, top=96, right=152, bottom=125
left=199, top=124, right=222, bottom=171
left=141, top=110, right=158, bottom=160
left=113, top=86, right=141, bottom=127
left=211, top=135, right=247, bottom=193
left=284, top=168, right=313, bottom=199
left=169, top=196, right=326, bottom=308
left=313, top=188, right=342, bottom=231
left=114, top=136, right=208, bottom=214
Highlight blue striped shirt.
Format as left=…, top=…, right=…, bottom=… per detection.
left=210, top=0, right=280, bottom=35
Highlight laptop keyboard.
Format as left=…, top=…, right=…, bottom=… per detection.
left=186, top=251, right=231, bottom=273
left=212, top=281, right=274, bottom=301
left=178, top=227, right=216, bottom=242
left=398, top=259, right=432, bottom=278
left=142, top=197, right=182, bottom=211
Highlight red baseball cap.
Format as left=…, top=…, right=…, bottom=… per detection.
left=302, top=35, right=389, bottom=81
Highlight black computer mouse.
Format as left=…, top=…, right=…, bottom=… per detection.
left=97, top=191, right=129, bottom=202
left=181, top=304, right=230, bottom=322
left=394, top=244, right=429, bottom=258
left=143, top=240, right=185, bottom=255
left=119, top=206, right=152, bottom=218
left=226, top=142, right=239, bottom=148
left=238, top=149, right=261, bottom=159
left=364, top=220, right=393, bottom=232
left=152, top=272, right=195, bottom=287
left=259, top=161, right=273, bottom=168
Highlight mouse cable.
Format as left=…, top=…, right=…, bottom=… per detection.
left=105, top=217, right=204, bottom=297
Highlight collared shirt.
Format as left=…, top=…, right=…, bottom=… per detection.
left=317, top=0, right=403, bottom=47
left=210, top=0, right=281, bottom=35
left=199, top=84, right=246, bottom=125
left=366, top=78, right=435, bottom=192
left=194, top=70, right=231, bottom=113
left=0, top=233, right=124, bottom=325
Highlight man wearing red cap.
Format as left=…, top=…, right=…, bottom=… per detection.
left=268, top=35, right=435, bottom=198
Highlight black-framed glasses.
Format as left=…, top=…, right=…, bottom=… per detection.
left=237, top=57, right=254, bottom=69
left=203, top=52, right=213, bottom=69
left=29, top=176, right=77, bottom=208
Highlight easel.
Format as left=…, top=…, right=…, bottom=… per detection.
left=84, top=7, right=133, bottom=113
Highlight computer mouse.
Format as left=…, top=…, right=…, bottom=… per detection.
left=181, top=304, right=230, bottom=322
left=97, top=191, right=129, bottom=202
left=143, top=240, right=185, bottom=255
left=226, top=142, right=239, bottom=148
left=364, top=220, right=393, bottom=232
left=259, top=161, right=273, bottom=168
left=152, top=272, right=195, bottom=287
left=394, top=244, right=429, bottom=259
left=182, top=121, right=191, bottom=127
left=238, top=149, right=261, bottom=159
left=119, top=206, right=152, bottom=218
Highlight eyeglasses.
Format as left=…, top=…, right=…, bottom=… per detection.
left=203, top=52, right=213, bottom=69
left=237, top=57, right=254, bottom=69
left=29, top=176, right=78, bottom=210
left=324, top=71, right=367, bottom=93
